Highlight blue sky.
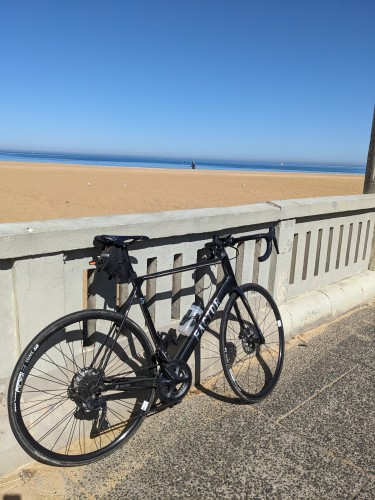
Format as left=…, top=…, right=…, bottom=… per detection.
left=0, top=0, right=374, bottom=165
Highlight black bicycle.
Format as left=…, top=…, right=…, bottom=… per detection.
left=8, top=227, right=284, bottom=467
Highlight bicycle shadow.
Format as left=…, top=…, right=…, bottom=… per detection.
left=194, top=318, right=246, bottom=405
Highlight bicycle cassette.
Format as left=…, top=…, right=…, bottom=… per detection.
left=157, top=360, right=192, bottom=403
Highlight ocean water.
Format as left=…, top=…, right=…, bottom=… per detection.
left=0, top=150, right=365, bottom=175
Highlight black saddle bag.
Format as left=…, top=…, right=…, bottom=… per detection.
left=98, top=245, right=134, bottom=284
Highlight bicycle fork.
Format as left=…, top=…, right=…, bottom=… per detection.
left=233, top=289, right=266, bottom=346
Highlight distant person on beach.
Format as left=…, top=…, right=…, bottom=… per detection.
left=191, top=160, right=196, bottom=169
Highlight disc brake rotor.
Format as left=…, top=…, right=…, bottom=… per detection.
left=240, top=323, right=259, bottom=354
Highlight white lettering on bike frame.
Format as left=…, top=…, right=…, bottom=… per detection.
left=194, top=297, right=221, bottom=338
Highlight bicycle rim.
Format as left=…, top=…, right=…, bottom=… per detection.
left=220, top=283, right=284, bottom=402
left=8, top=309, right=155, bottom=466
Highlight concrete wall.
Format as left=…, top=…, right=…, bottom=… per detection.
left=1, top=194, right=375, bottom=474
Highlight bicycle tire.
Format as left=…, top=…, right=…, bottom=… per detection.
left=220, top=283, right=284, bottom=402
left=8, top=309, right=156, bottom=466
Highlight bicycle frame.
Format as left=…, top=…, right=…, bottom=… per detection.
left=117, top=248, right=262, bottom=366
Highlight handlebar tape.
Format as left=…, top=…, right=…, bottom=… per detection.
left=258, top=238, right=273, bottom=262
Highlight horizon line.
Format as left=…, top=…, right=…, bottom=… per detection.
left=0, top=148, right=365, bottom=168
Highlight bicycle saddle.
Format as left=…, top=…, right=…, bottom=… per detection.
left=94, top=234, right=150, bottom=248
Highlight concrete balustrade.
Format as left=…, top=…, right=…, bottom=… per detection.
left=1, top=193, right=375, bottom=474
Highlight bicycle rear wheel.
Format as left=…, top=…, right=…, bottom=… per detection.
left=8, top=309, right=155, bottom=466
left=220, top=283, right=284, bottom=402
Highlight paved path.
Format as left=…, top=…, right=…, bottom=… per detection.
left=1, top=303, right=374, bottom=499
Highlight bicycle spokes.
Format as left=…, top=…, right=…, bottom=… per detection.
left=220, top=284, right=284, bottom=402
left=10, top=311, right=155, bottom=464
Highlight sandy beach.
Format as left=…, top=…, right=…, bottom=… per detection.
left=0, top=161, right=364, bottom=223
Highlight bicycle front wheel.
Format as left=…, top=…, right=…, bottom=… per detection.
left=220, top=283, right=284, bottom=402
left=8, top=309, right=155, bottom=466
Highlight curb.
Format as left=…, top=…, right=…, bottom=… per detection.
left=279, top=270, right=375, bottom=340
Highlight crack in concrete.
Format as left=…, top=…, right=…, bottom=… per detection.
left=276, top=365, right=358, bottom=424
left=266, top=200, right=282, bottom=209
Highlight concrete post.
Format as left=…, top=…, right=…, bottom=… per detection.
left=268, top=219, right=296, bottom=304
left=369, top=230, right=375, bottom=271
left=363, top=106, right=375, bottom=194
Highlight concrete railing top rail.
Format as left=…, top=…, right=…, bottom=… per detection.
left=1, top=194, right=375, bottom=259
left=0, top=202, right=276, bottom=258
